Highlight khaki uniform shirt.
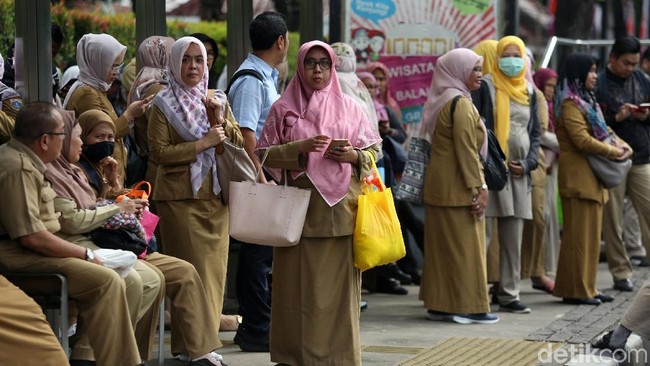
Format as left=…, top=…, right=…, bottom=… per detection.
left=65, top=85, right=129, bottom=186
left=0, top=139, right=61, bottom=239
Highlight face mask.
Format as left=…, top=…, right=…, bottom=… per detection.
left=498, top=57, right=525, bottom=77
left=83, top=141, right=115, bottom=163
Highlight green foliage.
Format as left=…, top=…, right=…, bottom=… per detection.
left=0, top=0, right=299, bottom=82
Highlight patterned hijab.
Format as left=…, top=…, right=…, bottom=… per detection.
left=559, top=53, right=610, bottom=140
left=63, top=33, right=126, bottom=107
left=45, top=110, right=98, bottom=210
left=257, top=41, right=381, bottom=207
left=127, top=36, right=174, bottom=105
left=492, top=35, right=529, bottom=159
left=331, top=42, right=379, bottom=126
left=153, top=37, right=226, bottom=197
left=0, top=52, right=19, bottom=102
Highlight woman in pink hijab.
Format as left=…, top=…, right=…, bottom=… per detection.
left=366, top=61, right=403, bottom=123
left=419, top=48, right=498, bottom=325
left=256, top=40, right=381, bottom=366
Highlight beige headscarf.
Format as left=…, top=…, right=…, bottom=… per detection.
left=127, top=36, right=175, bottom=105
left=63, top=33, right=127, bottom=107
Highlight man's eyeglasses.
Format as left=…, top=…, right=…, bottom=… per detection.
left=304, top=58, right=332, bottom=70
left=44, top=132, right=66, bottom=137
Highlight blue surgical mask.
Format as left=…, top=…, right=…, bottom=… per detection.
left=498, top=57, right=525, bottom=77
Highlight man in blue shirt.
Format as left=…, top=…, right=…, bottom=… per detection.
left=227, top=11, right=289, bottom=353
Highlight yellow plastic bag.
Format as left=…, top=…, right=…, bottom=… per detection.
left=353, top=154, right=406, bottom=270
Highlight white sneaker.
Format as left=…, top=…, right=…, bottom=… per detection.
left=176, top=352, right=224, bottom=362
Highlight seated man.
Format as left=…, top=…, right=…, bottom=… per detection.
left=0, top=275, right=69, bottom=365
left=0, top=102, right=142, bottom=366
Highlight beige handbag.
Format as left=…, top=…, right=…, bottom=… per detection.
left=216, top=139, right=257, bottom=204
left=228, top=150, right=311, bottom=246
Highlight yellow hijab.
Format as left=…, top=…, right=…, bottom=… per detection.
left=492, top=36, right=529, bottom=159
left=474, top=40, right=498, bottom=75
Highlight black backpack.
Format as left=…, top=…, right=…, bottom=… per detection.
left=450, top=95, right=508, bottom=191
left=225, top=69, right=264, bottom=96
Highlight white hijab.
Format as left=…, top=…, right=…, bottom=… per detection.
left=63, top=33, right=126, bottom=107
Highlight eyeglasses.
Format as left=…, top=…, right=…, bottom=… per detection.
left=33, top=131, right=65, bottom=139
left=206, top=52, right=216, bottom=61
left=304, top=58, right=332, bottom=70
left=112, top=63, right=123, bottom=73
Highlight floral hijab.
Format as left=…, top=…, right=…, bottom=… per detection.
left=559, top=53, right=610, bottom=140
left=127, top=36, right=174, bottom=105
left=256, top=41, right=381, bottom=207
left=152, top=36, right=226, bottom=197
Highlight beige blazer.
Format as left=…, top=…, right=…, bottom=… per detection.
left=422, top=97, right=485, bottom=207
left=148, top=98, right=244, bottom=201
left=557, top=100, right=623, bottom=203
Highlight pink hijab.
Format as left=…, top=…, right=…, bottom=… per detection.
left=420, top=48, right=487, bottom=157
left=358, top=71, right=389, bottom=121
left=257, top=41, right=381, bottom=207
left=365, top=61, right=402, bottom=122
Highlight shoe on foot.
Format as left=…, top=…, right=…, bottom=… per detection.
left=630, top=255, right=650, bottom=267
left=595, top=293, right=614, bottom=303
left=531, top=277, right=555, bottom=294
left=614, top=279, right=633, bottom=292
left=375, top=276, right=408, bottom=295
left=452, top=313, right=499, bottom=324
left=234, top=327, right=270, bottom=352
left=499, top=300, right=531, bottom=314
left=177, top=352, right=224, bottom=363
left=360, top=300, right=368, bottom=311
left=425, top=309, right=456, bottom=322
left=562, top=297, right=601, bottom=305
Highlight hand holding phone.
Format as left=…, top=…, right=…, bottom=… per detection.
left=326, top=138, right=350, bottom=153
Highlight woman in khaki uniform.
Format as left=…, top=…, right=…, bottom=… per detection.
left=64, top=33, right=152, bottom=186
left=0, top=52, right=22, bottom=144
left=553, top=53, right=632, bottom=305
left=256, top=41, right=381, bottom=366
left=148, top=37, right=242, bottom=365
left=419, top=48, right=497, bottom=324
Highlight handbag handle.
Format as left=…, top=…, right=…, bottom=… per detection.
left=255, top=148, right=289, bottom=188
left=117, top=181, right=152, bottom=202
left=363, top=152, right=386, bottom=192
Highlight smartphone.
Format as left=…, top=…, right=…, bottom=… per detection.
left=326, top=138, right=349, bottom=152
left=638, top=103, right=650, bottom=111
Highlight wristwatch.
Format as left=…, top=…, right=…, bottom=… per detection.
left=85, top=248, right=95, bottom=262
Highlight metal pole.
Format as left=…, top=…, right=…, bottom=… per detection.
left=300, top=0, right=324, bottom=44
left=14, top=0, right=51, bottom=102
left=135, top=0, right=167, bottom=73
left=503, top=0, right=519, bottom=36
left=227, top=0, right=253, bottom=80
left=330, top=0, right=341, bottom=43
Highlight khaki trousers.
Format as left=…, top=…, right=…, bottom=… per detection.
left=61, top=235, right=161, bottom=361
left=486, top=217, right=525, bottom=304
left=603, top=164, right=650, bottom=281
left=0, top=242, right=141, bottom=366
left=521, top=181, right=547, bottom=278
left=621, top=278, right=650, bottom=339
left=553, top=198, right=602, bottom=299
left=135, top=252, right=220, bottom=360
left=0, top=276, right=69, bottom=366
left=623, top=198, right=644, bottom=257
left=544, top=164, right=561, bottom=274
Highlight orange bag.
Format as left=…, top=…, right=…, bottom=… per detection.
left=117, top=181, right=151, bottom=202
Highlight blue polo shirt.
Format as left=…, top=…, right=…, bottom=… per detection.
left=228, top=54, right=280, bottom=138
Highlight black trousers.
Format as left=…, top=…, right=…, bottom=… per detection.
left=235, top=239, right=273, bottom=335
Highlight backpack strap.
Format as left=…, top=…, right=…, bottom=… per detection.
left=449, top=95, right=462, bottom=124
left=225, top=69, right=264, bottom=95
